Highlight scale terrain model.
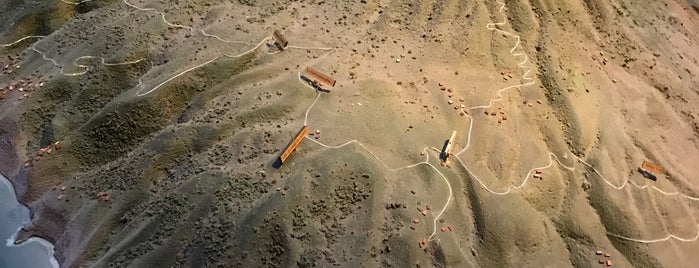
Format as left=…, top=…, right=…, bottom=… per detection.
left=1, top=0, right=698, bottom=267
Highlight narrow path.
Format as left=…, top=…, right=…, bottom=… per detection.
left=0, top=36, right=45, bottom=47
left=31, top=42, right=146, bottom=76
left=59, top=0, right=93, bottom=5
left=135, top=36, right=269, bottom=96
left=454, top=152, right=574, bottom=195
left=305, top=137, right=454, bottom=240
left=122, top=0, right=193, bottom=30
left=607, top=224, right=699, bottom=243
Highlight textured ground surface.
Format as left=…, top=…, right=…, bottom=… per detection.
left=1, top=0, right=698, bottom=267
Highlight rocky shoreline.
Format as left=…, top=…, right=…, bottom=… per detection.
left=0, top=171, right=58, bottom=268
left=0, top=115, right=65, bottom=266
left=0, top=61, right=87, bottom=266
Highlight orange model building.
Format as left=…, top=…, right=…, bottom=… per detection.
left=279, top=126, right=308, bottom=163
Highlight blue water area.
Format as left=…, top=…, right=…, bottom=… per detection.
left=0, top=174, right=58, bottom=268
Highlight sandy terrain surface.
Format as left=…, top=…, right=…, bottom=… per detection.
left=1, top=0, right=698, bottom=267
